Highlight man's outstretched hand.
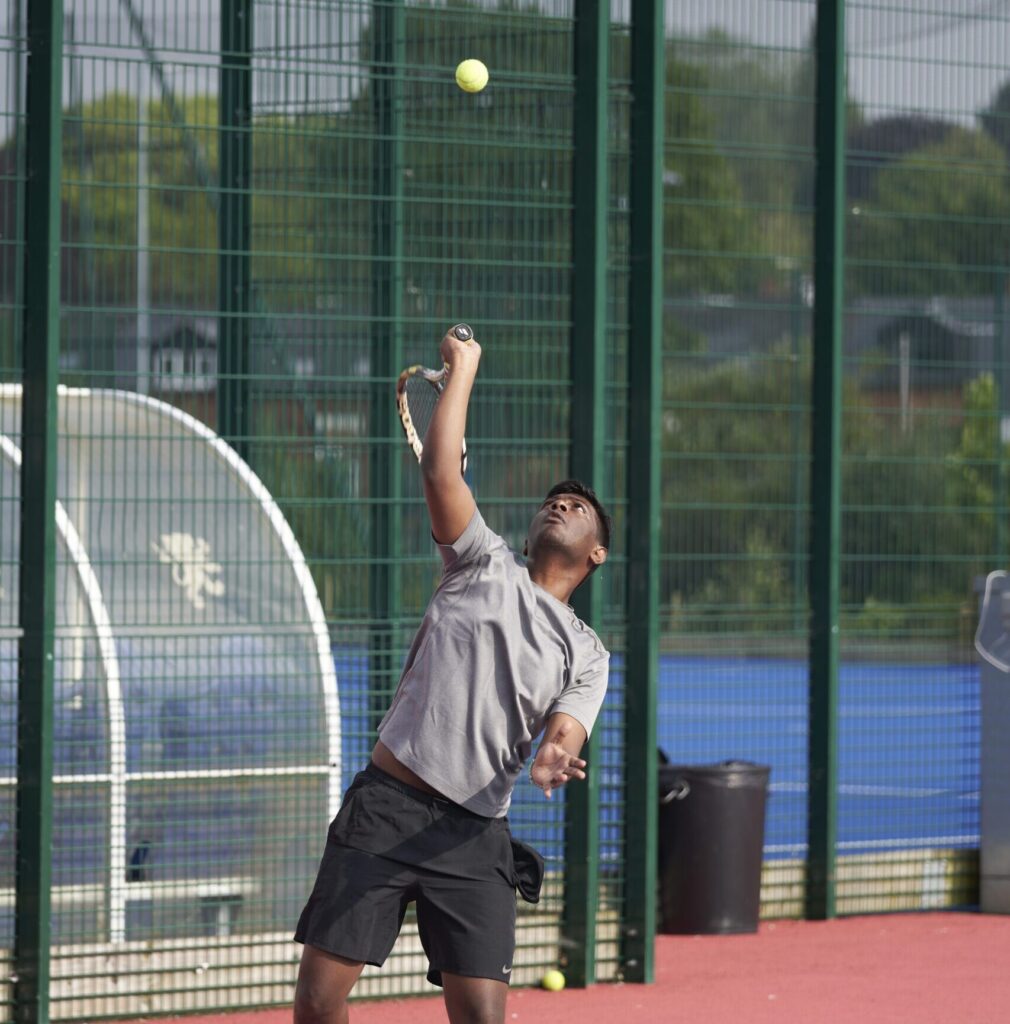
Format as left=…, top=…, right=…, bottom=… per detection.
left=439, top=324, right=481, bottom=377
left=529, top=718, right=587, bottom=800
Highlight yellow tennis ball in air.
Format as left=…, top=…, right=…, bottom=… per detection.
left=541, top=969, right=566, bottom=992
left=455, top=58, right=489, bottom=94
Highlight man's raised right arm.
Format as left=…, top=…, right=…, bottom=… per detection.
left=420, top=326, right=481, bottom=544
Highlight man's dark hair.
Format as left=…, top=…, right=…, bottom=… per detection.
left=544, top=479, right=612, bottom=550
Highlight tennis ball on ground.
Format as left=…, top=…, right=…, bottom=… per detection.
left=455, top=58, right=489, bottom=93
left=541, top=969, right=566, bottom=991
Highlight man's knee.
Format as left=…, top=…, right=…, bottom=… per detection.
left=293, top=946, right=363, bottom=1024
left=293, top=976, right=350, bottom=1024
left=442, top=975, right=507, bottom=1024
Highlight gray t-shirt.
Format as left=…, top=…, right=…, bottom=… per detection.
left=378, top=508, right=610, bottom=817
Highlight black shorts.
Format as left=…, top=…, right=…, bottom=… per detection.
left=294, top=763, right=520, bottom=987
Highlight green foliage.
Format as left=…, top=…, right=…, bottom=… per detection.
left=951, top=372, right=997, bottom=506
left=691, top=526, right=793, bottom=624
left=845, top=597, right=910, bottom=637
left=61, top=93, right=356, bottom=312
left=846, top=115, right=959, bottom=202
left=51, top=11, right=763, bottom=320
left=17, top=7, right=1005, bottom=648
left=250, top=421, right=369, bottom=621
left=849, top=128, right=1010, bottom=297
left=840, top=404, right=968, bottom=610
left=662, top=344, right=987, bottom=635
left=946, top=371, right=1008, bottom=560
left=979, top=76, right=1010, bottom=161
left=686, top=29, right=811, bottom=210
left=661, top=339, right=809, bottom=629
left=664, top=58, right=757, bottom=296
left=62, top=92, right=220, bottom=308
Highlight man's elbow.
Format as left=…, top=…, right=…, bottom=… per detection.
left=420, top=451, right=461, bottom=485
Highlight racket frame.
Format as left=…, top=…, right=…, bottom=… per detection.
left=396, top=363, right=468, bottom=475
left=395, top=324, right=473, bottom=475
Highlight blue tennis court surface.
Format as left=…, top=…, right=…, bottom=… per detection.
left=336, top=650, right=981, bottom=862
left=653, top=656, right=980, bottom=858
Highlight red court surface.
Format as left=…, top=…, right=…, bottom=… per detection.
left=171, top=912, right=1009, bottom=1024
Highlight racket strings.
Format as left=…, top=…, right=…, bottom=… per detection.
left=396, top=365, right=467, bottom=475
left=401, top=374, right=441, bottom=450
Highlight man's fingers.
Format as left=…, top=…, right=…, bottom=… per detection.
left=539, top=767, right=587, bottom=800
left=533, top=750, right=588, bottom=799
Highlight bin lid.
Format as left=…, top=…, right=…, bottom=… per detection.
left=660, top=761, right=770, bottom=789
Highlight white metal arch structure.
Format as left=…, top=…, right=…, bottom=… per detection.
left=102, top=387, right=342, bottom=819
left=0, top=385, right=341, bottom=945
left=0, top=430, right=128, bottom=937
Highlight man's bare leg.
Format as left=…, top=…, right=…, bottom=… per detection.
left=441, top=974, right=508, bottom=1024
left=293, top=945, right=366, bottom=1024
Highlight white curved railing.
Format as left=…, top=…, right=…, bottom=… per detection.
left=0, top=386, right=341, bottom=942
left=101, top=387, right=342, bottom=819
left=0, top=431, right=128, bottom=938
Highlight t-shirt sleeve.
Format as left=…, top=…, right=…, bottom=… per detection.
left=435, top=507, right=501, bottom=571
left=549, top=644, right=610, bottom=739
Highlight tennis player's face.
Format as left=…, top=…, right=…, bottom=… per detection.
left=527, top=493, right=603, bottom=560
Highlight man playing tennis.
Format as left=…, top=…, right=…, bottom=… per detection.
left=294, top=325, right=611, bottom=1024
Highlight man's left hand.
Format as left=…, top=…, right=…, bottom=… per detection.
left=529, top=719, right=587, bottom=799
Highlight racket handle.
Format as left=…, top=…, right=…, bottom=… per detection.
left=452, top=323, right=473, bottom=341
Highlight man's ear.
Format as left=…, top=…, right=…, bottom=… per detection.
left=590, top=545, right=607, bottom=567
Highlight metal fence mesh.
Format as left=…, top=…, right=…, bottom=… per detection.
left=2, top=0, right=1008, bottom=1018
left=836, top=0, right=999, bottom=910
left=658, top=2, right=818, bottom=919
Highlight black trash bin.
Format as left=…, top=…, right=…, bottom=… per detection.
left=658, top=759, right=770, bottom=934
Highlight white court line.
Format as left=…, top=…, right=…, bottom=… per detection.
left=770, top=781, right=973, bottom=799
left=765, top=834, right=980, bottom=856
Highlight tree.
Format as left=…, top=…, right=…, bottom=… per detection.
left=661, top=339, right=810, bottom=630
left=661, top=338, right=972, bottom=635
left=847, top=115, right=958, bottom=201
left=848, top=128, right=1010, bottom=298
left=947, top=372, right=1008, bottom=562
left=60, top=92, right=349, bottom=313
left=60, top=92, right=220, bottom=308
left=663, top=57, right=757, bottom=297
left=686, top=29, right=812, bottom=210
left=980, top=78, right=1010, bottom=162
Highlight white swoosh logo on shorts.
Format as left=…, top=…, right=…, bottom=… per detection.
left=501, top=964, right=512, bottom=974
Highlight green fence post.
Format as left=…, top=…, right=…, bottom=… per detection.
left=806, top=0, right=846, bottom=921
left=563, top=0, right=608, bottom=988
left=368, top=0, right=405, bottom=733
left=9, top=0, right=26, bottom=373
left=15, top=2, right=63, bottom=1022
left=995, top=278, right=1007, bottom=566
left=620, top=0, right=663, bottom=985
left=791, top=267, right=807, bottom=633
left=218, top=0, right=253, bottom=459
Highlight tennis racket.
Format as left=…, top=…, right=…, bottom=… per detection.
left=396, top=323, right=473, bottom=475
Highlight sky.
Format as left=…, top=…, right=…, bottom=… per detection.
left=1, top=1, right=1008, bottom=138
left=665, top=0, right=1010, bottom=123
